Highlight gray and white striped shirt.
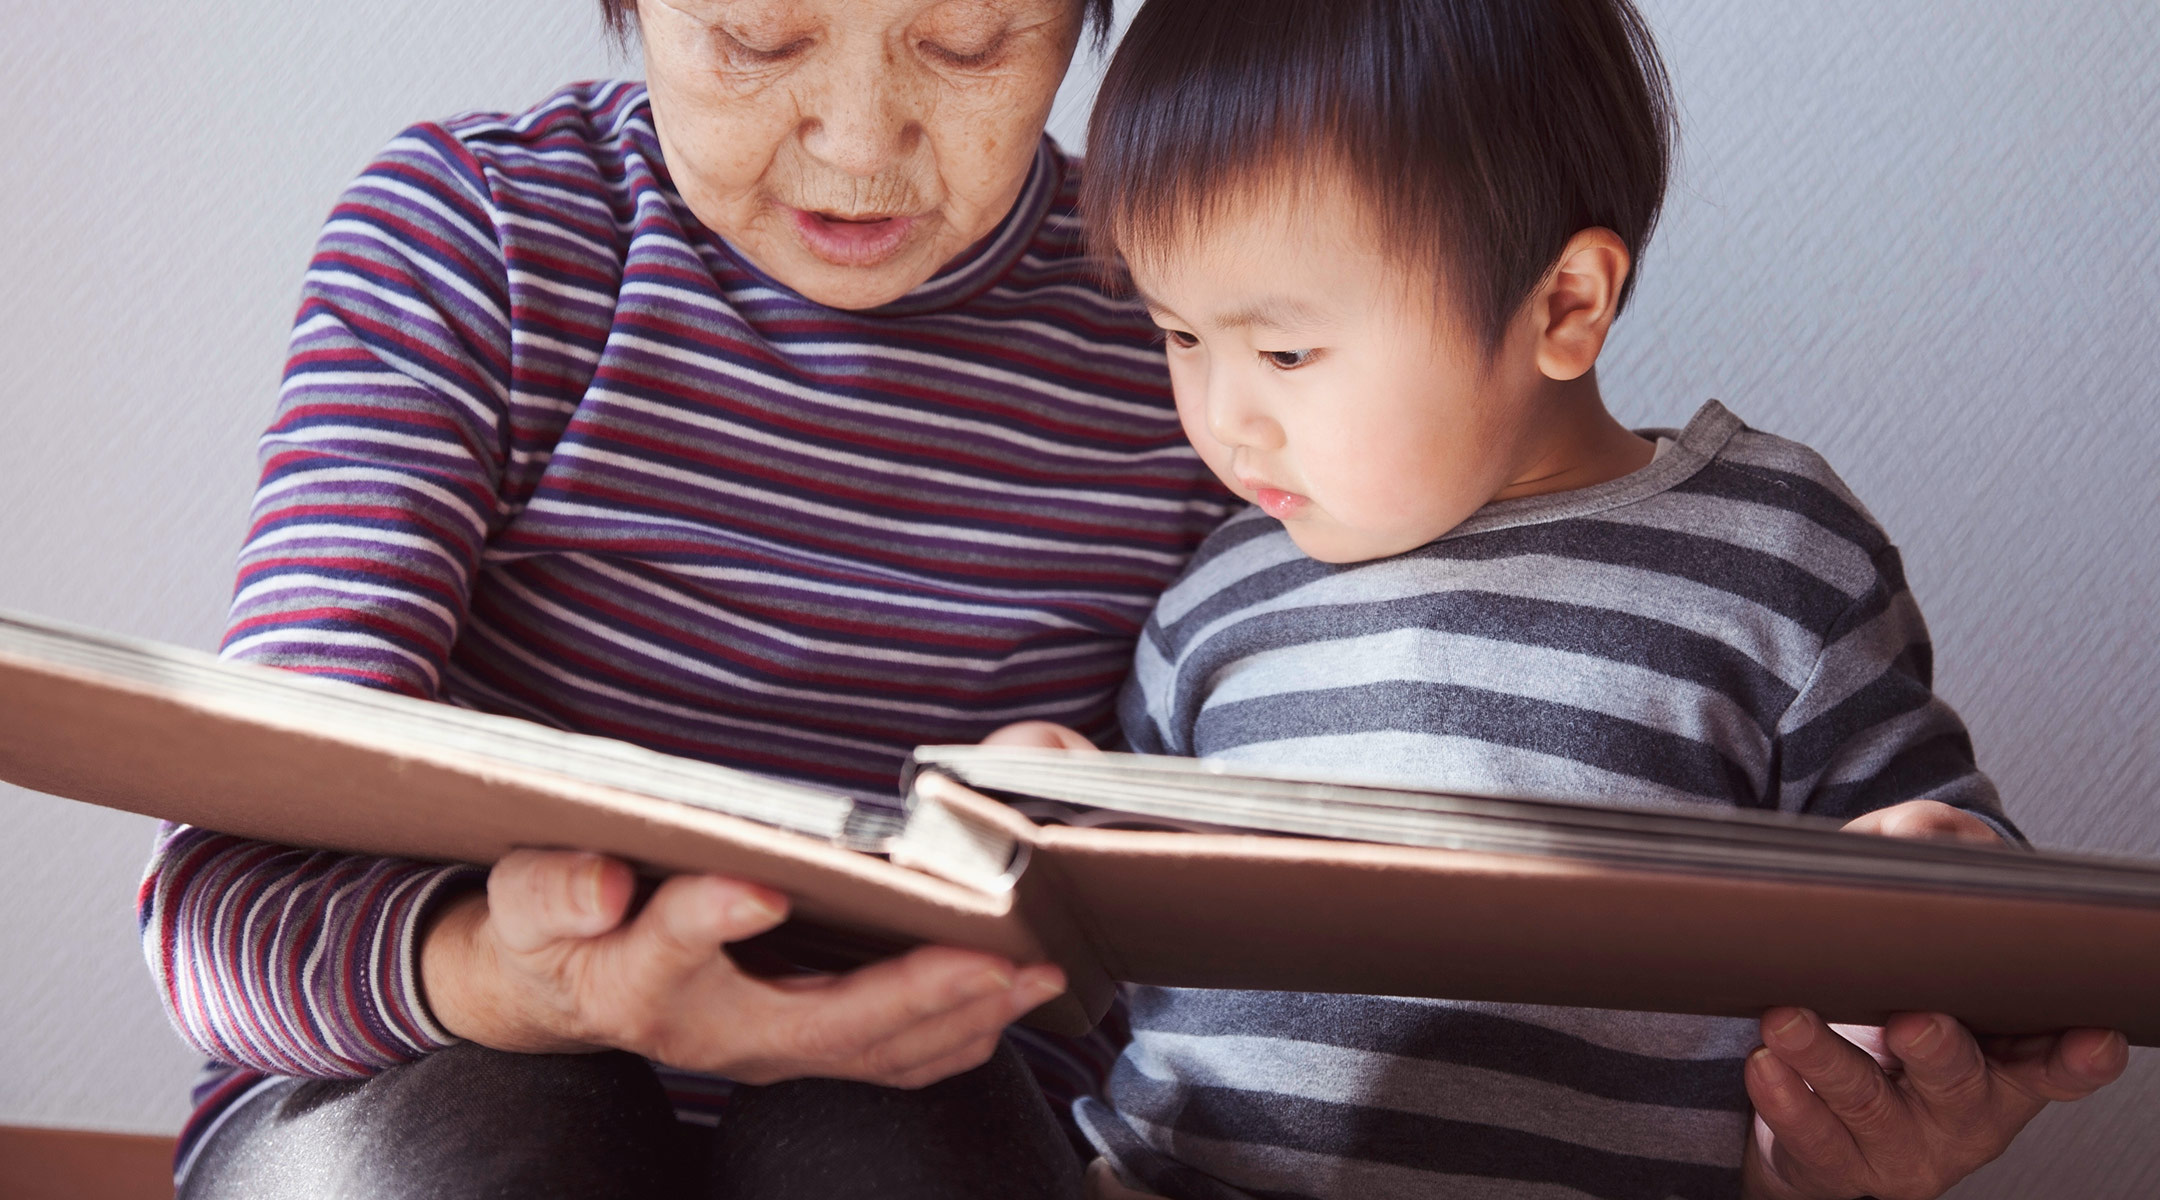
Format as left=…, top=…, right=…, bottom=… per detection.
left=1077, top=400, right=2011, bottom=1200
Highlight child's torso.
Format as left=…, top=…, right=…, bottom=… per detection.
left=1091, top=401, right=1980, bottom=1199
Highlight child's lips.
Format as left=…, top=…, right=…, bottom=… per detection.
left=1250, top=486, right=1310, bottom=519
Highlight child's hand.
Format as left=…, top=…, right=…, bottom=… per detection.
left=1740, top=798, right=2132, bottom=1199
left=980, top=720, right=1100, bottom=751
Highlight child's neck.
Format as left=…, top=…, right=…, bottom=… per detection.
left=1490, top=370, right=1656, bottom=503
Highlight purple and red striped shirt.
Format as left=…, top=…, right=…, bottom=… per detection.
left=137, top=80, right=1230, bottom=1158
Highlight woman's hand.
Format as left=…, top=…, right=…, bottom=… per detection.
left=1740, top=799, right=2131, bottom=1199
left=420, top=849, right=1066, bottom=1088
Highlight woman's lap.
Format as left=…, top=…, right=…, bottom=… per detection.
left=178, top=1040, right=1083, bottom=1200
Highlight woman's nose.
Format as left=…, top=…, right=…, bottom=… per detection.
left=800, top=53, right=922, bottom=179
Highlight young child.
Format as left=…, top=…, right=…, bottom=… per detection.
left=987, top=0, right=2065, bottom=1196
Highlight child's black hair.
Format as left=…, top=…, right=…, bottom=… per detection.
left=1083, top=0, right=1677, bottom=349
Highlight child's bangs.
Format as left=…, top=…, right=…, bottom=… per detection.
left=1081, top=0, right=1676, bottom=349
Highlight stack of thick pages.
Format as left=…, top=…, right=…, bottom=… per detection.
left=4, top=608, right=2156, bottom=1042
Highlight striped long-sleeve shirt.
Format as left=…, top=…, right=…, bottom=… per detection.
left=138, top=80, right=1231, bottom=1160
left=1077, top=401, right=2015, bottom=1200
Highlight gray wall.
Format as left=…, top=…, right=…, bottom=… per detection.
left=0, top=0, right=2152, bottom=1193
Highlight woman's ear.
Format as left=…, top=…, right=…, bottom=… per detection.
left=1532, top=229, right=1631, bottom=382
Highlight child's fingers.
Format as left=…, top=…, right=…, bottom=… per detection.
left=1744, top=1046, right=1865, bottom=1185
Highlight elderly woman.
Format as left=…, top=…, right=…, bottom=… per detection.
left=149, top=0, right=1213, bottom=1196
left=143, top=1, right=2123, bottom=1198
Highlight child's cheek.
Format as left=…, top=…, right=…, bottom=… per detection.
left=1171, top=388, right=1239, bottom=490
left=1167, top=368, right=1233, bottom=469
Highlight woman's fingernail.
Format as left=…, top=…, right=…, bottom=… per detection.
left=1008, top=981, right=1063, bottom=1015
left=1754, top=1045, right=1813, bottom=1093
left=956, top=967, right=1015, bottom=1002
left=2087, top=1033, right=2129, bottom=1071
left=727, top=893, right=786, bottom=927
left=576, top=857, right=607, bottom=917
left=1768, top=1010, right=1812, bottom=1050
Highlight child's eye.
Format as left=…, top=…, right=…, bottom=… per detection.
left=1262, top=348, right=1317, bottom=370
left=1161, top=330, right=1200, bottom=349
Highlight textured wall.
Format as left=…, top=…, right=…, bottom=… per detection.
left=0, top=0, right=634, bottom=1135
left=0, top=0, right=2153, bottom=1192
left=1599, top=3, right=2160, bottom=1194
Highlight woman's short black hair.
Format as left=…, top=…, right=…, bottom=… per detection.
left=1083, top=0, right=1677, bottom=349
left=599, top=0, right=1118, bottom=48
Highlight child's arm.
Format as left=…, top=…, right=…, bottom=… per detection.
left=1738, top=799, right=2130, bottom=1200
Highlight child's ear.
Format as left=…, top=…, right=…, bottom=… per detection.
left=1532, top=229, right=1631, bottom=383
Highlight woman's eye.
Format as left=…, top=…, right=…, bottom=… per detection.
left=1162, top=330, right=1200, bottom=349
left=924, top=37, right=1005, bottom=67
left=719, top=30, right=811, bottom=64
left=1262, top=348, right=1317, bottom=370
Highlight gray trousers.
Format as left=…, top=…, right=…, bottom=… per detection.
left=177, top=1039, right=1083, bottom=1200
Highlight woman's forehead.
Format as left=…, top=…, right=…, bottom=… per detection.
left=650, top=0, right=1072, bottom=31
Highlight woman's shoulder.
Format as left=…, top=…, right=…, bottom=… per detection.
left=431, top=80, right=652, bottom=162
left=361, top=81, right=657, bottom=220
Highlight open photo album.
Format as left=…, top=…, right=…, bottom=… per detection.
left=4, top=607, right=2157, bottom=1042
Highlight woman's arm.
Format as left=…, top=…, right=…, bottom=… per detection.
left=138, top=122, right=520, bottom=1077
left=141, top=124, right=1065, bottom=1084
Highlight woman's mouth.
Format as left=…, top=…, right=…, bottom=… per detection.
left=789, top=208, right=919, bottom=268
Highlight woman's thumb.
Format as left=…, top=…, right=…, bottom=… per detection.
left=487, top=849, right=637, bottom=951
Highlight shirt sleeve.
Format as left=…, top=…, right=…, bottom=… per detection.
left=1773, top=544, right=2022, bottom=843
left=139, top=123, right=513, bottom=1076
left=1116, top=623, right=1179, bottom=756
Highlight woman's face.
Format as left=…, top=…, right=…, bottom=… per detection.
left=639, top=0, right=1084, bottom=310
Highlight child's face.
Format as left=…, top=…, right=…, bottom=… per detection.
left=1131, top=192, right=1583, bottom=564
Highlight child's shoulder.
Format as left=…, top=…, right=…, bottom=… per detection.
left=1522, top=401, right=1909, bottom=643
left=1667, top=405, right=1888, bottom=550
left=1434, top=400, right=1909, bottom=645
left=1631, top=402, right=1897, bottom=585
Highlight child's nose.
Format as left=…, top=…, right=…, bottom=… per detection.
left=1205, top=380, right=1285, bottom=450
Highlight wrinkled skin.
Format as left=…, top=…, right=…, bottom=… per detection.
left=640, top=0, right=1084, bottom=309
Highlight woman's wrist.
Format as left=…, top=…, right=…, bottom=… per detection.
left=419, top=888, right=594, bottom=1054
left=417, top=889, right=493, bottom=1043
